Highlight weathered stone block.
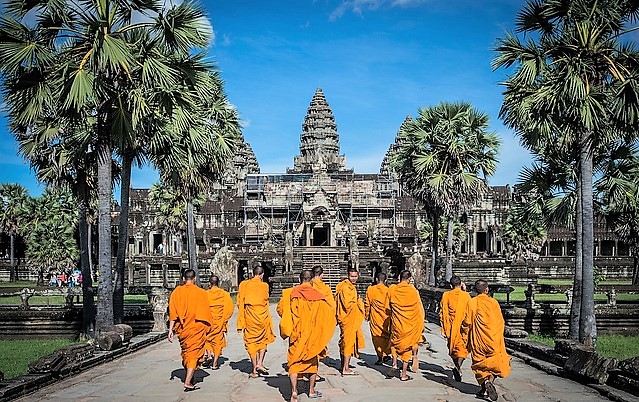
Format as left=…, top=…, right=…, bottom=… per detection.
left=564, top=347, right=617, bottom=384
left=554, top=338, right=591, bottom=357
left=619, top=356, right=639, bottom=380
left=504, top=326, right=528, bottom=338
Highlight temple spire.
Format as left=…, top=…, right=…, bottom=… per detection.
left=289, top=88, right=349, bottom=174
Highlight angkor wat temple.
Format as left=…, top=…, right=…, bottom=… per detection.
left=117, top=89, right=633, bottom=295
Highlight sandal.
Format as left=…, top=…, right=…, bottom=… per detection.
left=485, top=381, right=498, bottom=401
left=256, top=367, right=270, bottom=376
left=400, top=375, right=413, bottom=381
left=308, top=391, right=323, bottom=399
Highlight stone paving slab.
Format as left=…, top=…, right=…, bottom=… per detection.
left=17, top=305, right=612, bottom=402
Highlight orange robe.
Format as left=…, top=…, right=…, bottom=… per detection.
left=440, top=287, right=471, bottom=359
left=364, top=283, right=391, bottom=357
left=287, top=283, right=336, bottom=374
left=388, top=282, right=425, bottom=362
left=311, top=277, right=336, bottom=358
left=277, top=287, right=294, bottom=339
left=169, top=283, right=212, bottom=370
left=205, top=287, right=234, bottom=356
left=460, top=293, right=511, bottom=384
left=237, top=277, right=275, bottom=358
left=335, top=279, right=365, bottom=357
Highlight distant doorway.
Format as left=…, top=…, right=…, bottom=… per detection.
left=312, top=226, right=329, bottom=246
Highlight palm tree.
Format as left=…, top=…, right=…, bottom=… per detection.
left=149, top=181, right=189, bottom=255
left=0, top=183, right=29, bottom=282
left=22, top=187, right=78, bottom=286
left=392, top=102, right=499, bottom=285
left=494, top=0, right=639, bottom=346
left=0, top=0, right=214, bottom=333
left=153, top=72, right=241, bottom=281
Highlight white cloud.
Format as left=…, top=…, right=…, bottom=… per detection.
left=329, top=0, right=429, bottom=20
left=221, top=34, right=232, bottom=46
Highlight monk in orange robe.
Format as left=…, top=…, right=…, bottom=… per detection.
left=204, top=274, right=234, bottom=370
left=388, top=269, right=425, bottom=382
left=440, top=275, right=471, bottom=382
left=364, top=272, right=391, bottom=365
left=237, top=265, right=275, bottom=378
left=310, top=265, right=335, bottom=381
left=335, top=267, right=365, bottom=376
left=461, top=279, right=511, bottom=401
left=168, top=269, right=213, bottom=391
left=285, top=270, right=335, bottom=401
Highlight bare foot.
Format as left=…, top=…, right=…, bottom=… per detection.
left=290, top=391, right=298, bottom=402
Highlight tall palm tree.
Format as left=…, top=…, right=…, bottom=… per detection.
left=392, top=102, right=499, bottom=285
left=153, top=71, right=241, bottom=281
left=494, top=0, right=639, bottom=346
left=0, top=183, right=29, bottom=282
left=0, top=0, right=214, bottom=333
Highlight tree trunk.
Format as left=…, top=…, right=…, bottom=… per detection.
left=9, top=232, right=15, bottom=282
left=569, top=175, right=582, bottom=340
left=578, top=138, right=597, bottom=347
left=187, top=198, right=199, bottom=282
left=445, top=217, right=454, bottom=283
left=114, top=152, right=133, bottom=324
left=429, top=215, right=439, bottom=286
left=632, top=248, right=638, bottom=286
left=96, top=134, right=114, bottom=335
left=88, top=222, right=93, bottom=280
left=78, top=173, right=95, bottom=338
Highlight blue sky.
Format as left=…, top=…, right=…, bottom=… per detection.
left=0, top=0, right=531, bottom=196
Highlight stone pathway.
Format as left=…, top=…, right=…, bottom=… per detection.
left=18, top=305, right=610, bottom=401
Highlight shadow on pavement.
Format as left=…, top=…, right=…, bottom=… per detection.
left=230, top=358, right=253, bottom=374
left=419, top=361, right=479, bottom=395
left=357, top=352, right=396, bottom=379
left=169, top=368, right=210, bottom=384
left=263, top=373, right=293, bottom=401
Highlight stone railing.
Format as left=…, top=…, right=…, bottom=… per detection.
left=0, top=287, right=83, bottom=309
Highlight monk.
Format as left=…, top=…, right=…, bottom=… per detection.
left=285, top=270, right=335, bottom=401
left=388, top=270, right=425, bottom=382
left=310, top=265, right=335, bottom=381
left=460, top=279, right=511, bottom=401
left=168, top=269, right=213, bottom=391
left=335, top=267, right=365, bottom=376
left=440, top=275, right=471, bottom=382
left=204, top=274, right=234, bottom=370
left=237, top=265, right=275, bottom=378
left=364, top=272, right=391, bottom=365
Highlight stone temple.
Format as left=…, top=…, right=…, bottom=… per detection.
left=117, top=88, right=634, bottom=296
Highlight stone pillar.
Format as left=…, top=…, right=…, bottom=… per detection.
left=148, top=287, right=170, bottom=332
left=524, top=283, right=537, bottom=309
left=607, top=288, right=617, bottom=306
left=145, top=262, right=151, bottom=285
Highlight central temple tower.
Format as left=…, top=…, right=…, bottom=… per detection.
left=288, top=88, right=351, bottom=174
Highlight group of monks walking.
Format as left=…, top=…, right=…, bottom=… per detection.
left=168, top=267, right=511, bottom=401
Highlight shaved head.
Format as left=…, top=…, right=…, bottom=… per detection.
left=183, top=269, right=196, bottom=281
left=300, top=269, right=313, bottom=283
left=475, top=279, right=488, bottom=294
left=253, top=265, right=264, bottom=276
left=375, top=272, right=387, bottom=284
left=209, top=275, right=219, bottom=287
left=450, top=275, right=462, bottom=287
left=399, top=270, right=411, bottom=282
left=312, top=265, right=323, bottom=278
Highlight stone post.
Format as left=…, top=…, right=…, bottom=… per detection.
left=524, top=283, right=536, bottom=309
left=148, top=287, right=170, bottom=332
left=607, top=288, right=617, bottom=306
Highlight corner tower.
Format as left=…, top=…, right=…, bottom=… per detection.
left=288, top=88, right=351, bottom=174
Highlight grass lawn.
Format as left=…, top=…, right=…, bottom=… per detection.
left=527, top=334, right=639, bottom=360
left=0, top=339, right=78, bottom=379
left=493, top=285, right=639, bottom=303
left=0, top=294, right=149, bottom=305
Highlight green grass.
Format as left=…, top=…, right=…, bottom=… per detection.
left=526, top=334, right=639, bottom=360
left=492, top=285, right=639, bottom=303
left=0, top=339, right=78, bottom=379
left=0, top=294, right=149, bottom=305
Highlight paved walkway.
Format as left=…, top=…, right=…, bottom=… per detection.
left=19, top=305, right=609, bottom=402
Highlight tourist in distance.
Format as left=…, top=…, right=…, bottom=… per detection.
left=460, top=279, right=511, bottom=401
left=168, top=269, right=213, bottom=392
left=335, top=267, right=365, bottom=376
left=282, top=269, right=335, bottom=401
left=388, top=269, right=425, bottom=381
left=237, top=265, right=275, bottom=378
left=203, top=274, right=234, bottom=370
left=364, top=271, right=392, bottom=366
left=440, top=275, right=471, bottom=382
